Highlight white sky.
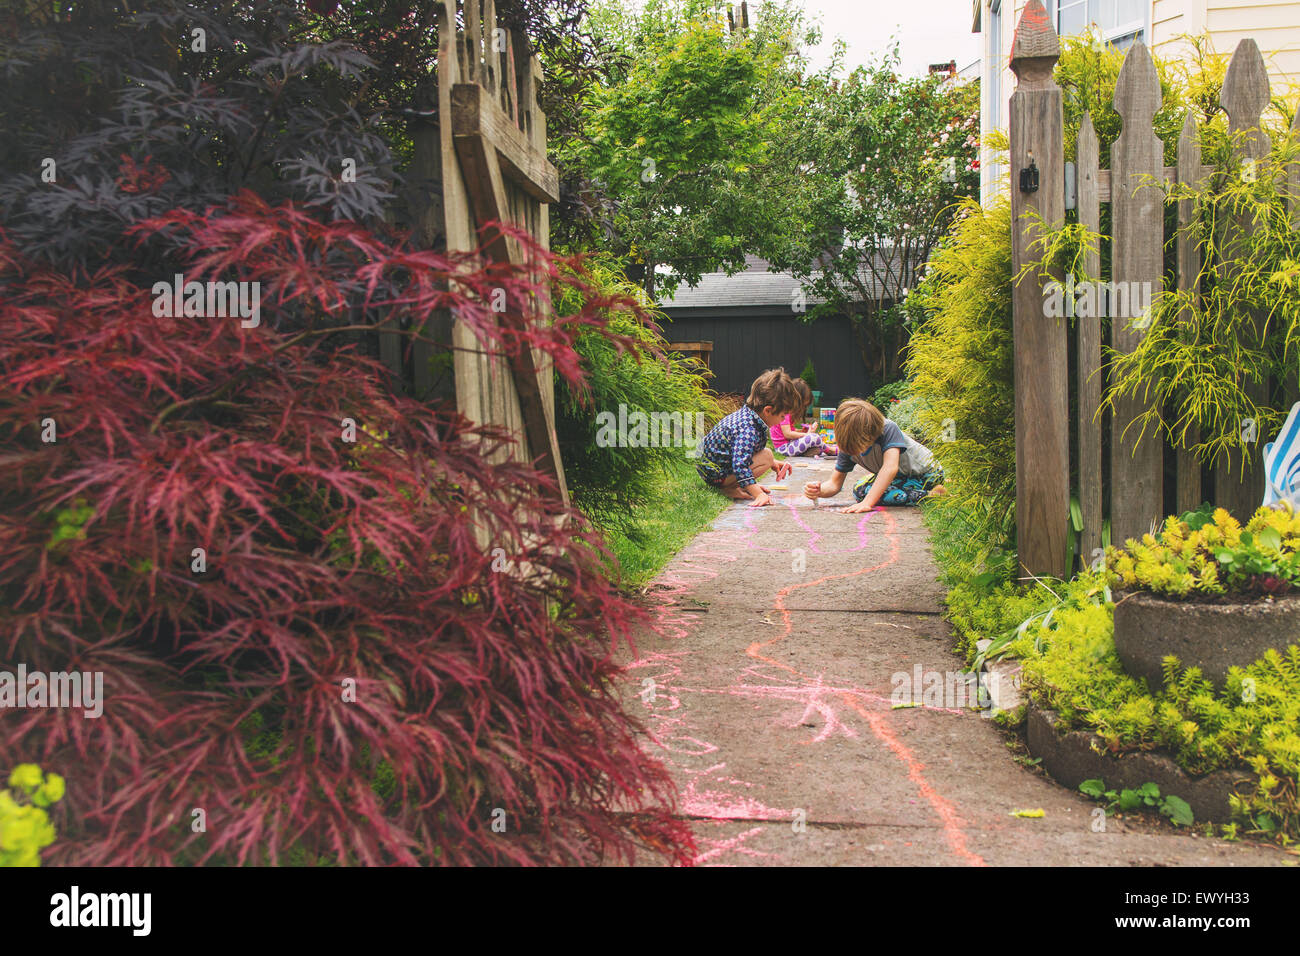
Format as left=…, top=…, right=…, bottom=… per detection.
left=798, top=0, right=982, bottom=77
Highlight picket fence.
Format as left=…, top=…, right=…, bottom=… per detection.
left=1008, top=0, right=1300, bottom=577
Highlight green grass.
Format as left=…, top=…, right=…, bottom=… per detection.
left=602, top=457, right=730, bottom=590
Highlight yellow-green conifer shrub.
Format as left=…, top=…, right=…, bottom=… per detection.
left=906, top=198, right=1016, bottom=546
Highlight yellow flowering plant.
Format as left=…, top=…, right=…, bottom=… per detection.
left=1105, top=504, right=1300, bottom=598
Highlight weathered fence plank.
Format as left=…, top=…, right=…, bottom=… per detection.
left=1092, top=165, right=1212, bottom=203
left=410, top=117, right=448, bottom=401
left=1176, top=111, right=1204, bottom=513
left=1076, top=112, right=1103, bottom=563
left=1109, top=41, right=1165, bottom=544
left=1214, top=39, right=1271, bottom=519
left=1290, top=107, right=1300, bottom=227
left=1009, top=0, right=1070, bottom=578
left=464, top=0, right=482, bottom=84
left=1288, top=107, right=1300, bottom=411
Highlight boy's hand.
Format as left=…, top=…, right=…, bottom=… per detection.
left=842, top=501, right=874, bottom=514
left=750, top=491, right=773, bottom=508
left=803, top=480, right=821, bottom=500
left=775, top=461, right=793, bottom=481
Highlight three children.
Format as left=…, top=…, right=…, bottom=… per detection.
left=696, top=370, right=942, bottom=513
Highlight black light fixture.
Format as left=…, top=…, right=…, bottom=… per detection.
left=1020, top=151, right=1040, bottom=193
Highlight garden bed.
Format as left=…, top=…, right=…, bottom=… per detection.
left=1026, top=704, right=1249, bottom=824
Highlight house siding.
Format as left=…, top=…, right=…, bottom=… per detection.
left=1206, top=0, right=1300, bottom=78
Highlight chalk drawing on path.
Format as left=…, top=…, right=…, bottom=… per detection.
left=631, top=486, right=987, bottom=866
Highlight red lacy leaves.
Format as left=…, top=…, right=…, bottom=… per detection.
left=0, top=199, right=693, bottom=866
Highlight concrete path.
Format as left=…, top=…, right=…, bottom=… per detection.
left=625, top=457, right=1288, bottom=866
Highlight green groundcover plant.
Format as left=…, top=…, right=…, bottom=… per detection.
left=932, top=502, right=1300, bottom=842
left=0, top=765, right=64, bottom=867
left=1079, top=779, right=1195, bottom=827
left=1017, top=594, right=1300, bottom=843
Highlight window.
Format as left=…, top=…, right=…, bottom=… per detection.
left=1053, top=0, right=1147, bottom=48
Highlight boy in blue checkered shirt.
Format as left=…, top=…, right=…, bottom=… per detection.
left=695, top=368, right=802, bottom=507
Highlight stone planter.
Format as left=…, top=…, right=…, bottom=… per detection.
left=1112, top=591, right=1300, bottom=689
left=1026, top=705, right=1246, bottom=823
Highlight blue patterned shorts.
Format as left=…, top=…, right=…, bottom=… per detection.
left=852, top=465, right=944, bottom=506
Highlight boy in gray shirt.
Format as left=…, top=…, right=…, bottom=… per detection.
left=802, top=399, right=945, bottom=513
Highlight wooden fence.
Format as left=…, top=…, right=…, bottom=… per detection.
left=398, top=0, right=567, bottom=502
left=1009, top=0, right=1299, bottom=578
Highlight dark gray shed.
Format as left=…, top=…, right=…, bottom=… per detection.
left=656, top=255, right=884, bottom=407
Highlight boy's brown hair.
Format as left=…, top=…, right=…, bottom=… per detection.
left=835, top=398, right=885, bottom=454
left=746, top=367, right=802, bottom=416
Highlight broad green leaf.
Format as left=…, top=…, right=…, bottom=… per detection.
left=1161, top=795, right=1193, bottom=826
left=1079, top=778, right=1106, bottom=798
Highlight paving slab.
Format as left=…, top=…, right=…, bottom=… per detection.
left=621, top=458, right=1287, bottom=866
left=639, top=819, right=1284, bottom=867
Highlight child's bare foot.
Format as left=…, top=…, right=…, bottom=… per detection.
left=926, top=484, right=947, bottom=498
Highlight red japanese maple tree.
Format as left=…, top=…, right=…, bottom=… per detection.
left=0, top=193, right=694, bottom=866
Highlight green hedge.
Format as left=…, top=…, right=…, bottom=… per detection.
left=554, top=256, right=721, bottom=537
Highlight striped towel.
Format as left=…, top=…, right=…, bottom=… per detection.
left=1264, top=401, right=1300, bottom=508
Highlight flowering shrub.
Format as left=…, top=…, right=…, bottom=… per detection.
left=0, top=197, right=694, bottom=866
left=1106, top=506, right=1300, bottom=598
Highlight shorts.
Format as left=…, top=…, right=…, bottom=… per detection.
left=852, top=465, right=944, bottom=506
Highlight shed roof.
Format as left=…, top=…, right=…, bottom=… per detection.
left=656, top=252, right=916, bottom=311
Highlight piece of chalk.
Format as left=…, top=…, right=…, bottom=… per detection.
left=767, top=485, right=788, bottom=490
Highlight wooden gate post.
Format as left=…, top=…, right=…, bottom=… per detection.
left=1076, top=113, right=1103, bottom=563
left=1215, top=40, right=1272, bottom=519
left=1009, top=0, right=1069, bottom=579
left=1288, top=106, right=1300, bottom=412
left=1109, top=41, right=1165, bottom=544
left=1175, top=112, right=1205, bottom=513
